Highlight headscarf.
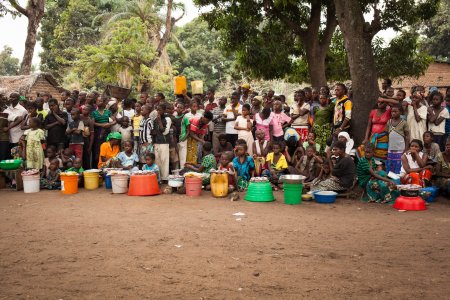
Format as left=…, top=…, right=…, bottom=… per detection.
left=106, top=132, right=122, bottom=141
left=241, top=83, right=251, bottom=89
left=106, top=100, right=117, bottom=110
left=429, top=87, right=438, bottom=93
left=253, top=96, right=263, bottom=103
left=338, top=131, right=354, bottom=155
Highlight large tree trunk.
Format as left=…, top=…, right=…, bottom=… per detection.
left=299, top=1, right=336, bottom=87
left=303, top=39, right=328, bottom=87
left=334, top=0, right=379, bottom=144
left=267, top=1, right=336, bottom=88
left=20, top=15, right=40, bottom=75
left=9, top=0, right=45, bottom=75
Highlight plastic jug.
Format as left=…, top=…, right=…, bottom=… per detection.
left=174, top=76, right=187, bottom=95
left=191, top=80, right=204, bottom=95
left=211, top=172, right=228, bottom=198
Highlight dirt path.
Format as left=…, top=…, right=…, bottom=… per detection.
left=1, top=189, right=449, bottom=299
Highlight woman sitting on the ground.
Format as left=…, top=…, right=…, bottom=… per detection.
left=311, top=141, right=355, bottom=192
left=435, top=138, right=450, bottom=195
left=356, top=144, right=398, bottom=203
left=400, top=139, right=432, bottom=187
left=336, top=131, right=356, bottom=158
left=98, top=132, right=122, bottom=169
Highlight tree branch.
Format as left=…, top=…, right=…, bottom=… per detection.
left=306, top=1, right=321, bottom=38
left=8, top=0, right=28, bottom=17
left=155, top=0, right=174, bottom=57
left=263, top=0, right=306, bottom=37
left=367, top=4, right=382, bottom=37
left=319, top=3, right=338, bottom=49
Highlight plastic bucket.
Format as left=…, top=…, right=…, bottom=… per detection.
left=244, top=181, right=275, bottom=202
left=105, top=174, right=112, bottom=189
left=83, top=171, right=100, bottom=190
left=61, top=174, right=78, bottom=195
left=23, top=174, right=40, bottom=193
left=283, top=183, right=303, bottom=205
left=128, top=174, right=160, bottom=196
left=191, top=80, right=204, bottom=94
left=211, top=173, right=228, bottom=198
left=174, top=76, right=187, bottom=95
left=185, top=177, right=202, bottom=196
left=111, top=175, right=128, bottom=194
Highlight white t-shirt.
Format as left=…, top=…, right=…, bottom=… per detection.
left=4, top=104, right=27, bottom=143
left=117, top=109, right=135, bottom=120
left=224, top=103, right=242, bottom=134
left=291, top=102, right=310, bottom=127
left=407, top=105, right=427, bottom=141
left=428, top=108, right=449, bottom=134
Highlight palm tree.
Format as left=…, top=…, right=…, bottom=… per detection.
left=95, top=0, right=186, bottom=76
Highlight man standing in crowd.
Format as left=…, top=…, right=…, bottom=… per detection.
left=223, top=92, right=241, bottom=147
left=45, top=98, right=68, bottom=151
left=4, top=92, right=27, bottom=152
left=211, top=96, right=227, bottom=153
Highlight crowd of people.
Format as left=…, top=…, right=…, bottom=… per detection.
left=0, top=79, right=449, bottom=199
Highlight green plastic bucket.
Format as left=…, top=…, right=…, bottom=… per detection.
left=283, top=183, right=303, bottom=205
left=244, top=181, right=275, bottom=202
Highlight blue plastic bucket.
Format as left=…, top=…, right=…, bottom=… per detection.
left=105, top=174, right=112, bottom=189
left=421, top=186, right=439, bottom=202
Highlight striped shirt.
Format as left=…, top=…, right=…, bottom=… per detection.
left=139, top=117, right=153, bottom=144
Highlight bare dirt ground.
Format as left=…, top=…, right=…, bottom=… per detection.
left=1, top=189, right=450, bottom=299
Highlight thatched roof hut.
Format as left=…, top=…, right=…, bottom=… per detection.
left=0, top=73, right=64, bottom=101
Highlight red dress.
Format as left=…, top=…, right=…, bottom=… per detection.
left=369, top=108, right=391, bottom=134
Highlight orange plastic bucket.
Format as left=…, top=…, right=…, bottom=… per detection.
left=185, top=177, right=202, bottom=196
left=61, top=174, right=79, bottom=194
left=128, top=174, right=160, bottom=196
left=174, top=76, right=187, bottom=95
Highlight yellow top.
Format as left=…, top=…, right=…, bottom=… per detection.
left=266, top=152, right=288, bottom=171
left=132, top=115, right=143, bottom=137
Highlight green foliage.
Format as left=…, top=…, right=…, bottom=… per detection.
left=196, top=0, right=307, bottom=82
left=0, top=2, right=20, bottom=17
left=289, top=28, right=433, bottom=82
left=289, top=31, right=351, bottom=83
left=196, top=0, right=439, bottom=84
left=374, top=31, right=433, bottom=79
left=421, top=0, right=450, bottom=61
left=0, top=46, right=20, bottom=76
left=73, top=17, right=170, bottom=90
left=39, top=0, right=114, bottom=74
left=167, top=18, right=236, bottom=90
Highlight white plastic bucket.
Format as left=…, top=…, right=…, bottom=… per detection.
left=22, top=174, right=40, bottom=193
left=111, top=175, right=128, bottom=194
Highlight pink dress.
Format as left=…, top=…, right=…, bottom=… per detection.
left=369, top=108, right=391, bottom=134
left=255, top=112, right=274, bottom=141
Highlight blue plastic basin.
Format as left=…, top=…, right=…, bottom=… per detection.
left=314, top=191, right=337, bottom=204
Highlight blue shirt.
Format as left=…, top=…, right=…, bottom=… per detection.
left=232, top=155, right=255, bottom=181
left=143, top=163, right=160, bottom=183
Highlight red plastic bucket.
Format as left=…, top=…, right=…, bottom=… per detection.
left=185, top=177, right=202, bottom=196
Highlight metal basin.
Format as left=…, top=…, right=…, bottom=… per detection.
left=280, top=175, right=306, bottom=184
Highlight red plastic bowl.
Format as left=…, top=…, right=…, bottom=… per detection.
left=393, top=196, right=427, bottom=211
